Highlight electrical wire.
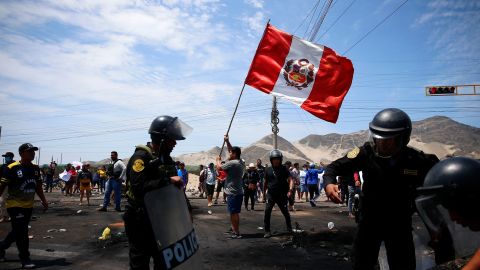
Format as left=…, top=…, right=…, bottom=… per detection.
left=342, top=0, right=410, bottom=55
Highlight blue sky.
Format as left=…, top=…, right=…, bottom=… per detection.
left=0, top=0, right=479, bottom=164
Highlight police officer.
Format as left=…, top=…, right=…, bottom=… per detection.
left=416, top=157, right=480, bottom=269
left=263, top=149, right=294, bottom=238
left=0, top=143, right=48, bottom=269
left=323, top=108, right=439, bottom=270
left=123, top=115, right=192, bottom=270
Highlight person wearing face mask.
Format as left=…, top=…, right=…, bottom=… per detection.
left=323, top=108, right=439, bottom=270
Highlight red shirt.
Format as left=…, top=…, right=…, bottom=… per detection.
left=217, top=169, right=227, bottom=182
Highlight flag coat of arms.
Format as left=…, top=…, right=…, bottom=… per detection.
left=245, top=24, right=354, bottom=123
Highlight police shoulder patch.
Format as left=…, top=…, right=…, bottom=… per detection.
left=347, top=147, right=360, bottom=159
left=132, top=159, right=145, bottom=173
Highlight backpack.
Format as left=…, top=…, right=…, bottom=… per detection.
left=199, top=169, right=207, bottom=183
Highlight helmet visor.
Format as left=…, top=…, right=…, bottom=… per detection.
left=166, top=118, right=193, bottom=140
left=369, top=132, right=403, bottom=158
left=415, top=195, right=480, bottom=258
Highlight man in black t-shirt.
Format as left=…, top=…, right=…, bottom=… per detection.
left=263, top=150, right=294, bottom=238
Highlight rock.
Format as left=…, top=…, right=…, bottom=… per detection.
left=328, top=252, right=338, bottom=257
left=327, top=222, right=335, bottom=230
left=59, top=229, right=67, bottom=232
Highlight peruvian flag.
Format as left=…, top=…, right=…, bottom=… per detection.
left=245, top=24, right=354, bottom=123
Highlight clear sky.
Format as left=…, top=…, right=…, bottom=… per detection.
left=0, top=0, right=479, bottom=164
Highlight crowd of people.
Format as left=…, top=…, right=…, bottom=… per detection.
left=196, top=156, right=360, bottom=217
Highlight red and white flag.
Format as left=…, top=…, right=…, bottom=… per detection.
left=245, top=24, right=354, bottom=123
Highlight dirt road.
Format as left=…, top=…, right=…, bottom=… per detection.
left=0, top=190, right=359, bottom=269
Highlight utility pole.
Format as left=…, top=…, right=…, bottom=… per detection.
left=38, top=147, right=41, bottom=166
left=271, top=96, right=279, bottom=149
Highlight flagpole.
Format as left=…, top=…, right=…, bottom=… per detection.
left=219, top=19, right=271, bottom=158
left=219, top=83, right=246, bottom=156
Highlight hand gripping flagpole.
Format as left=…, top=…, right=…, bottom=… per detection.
left=219, top=19, right=271, bottom=158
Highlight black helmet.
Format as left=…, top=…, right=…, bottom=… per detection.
left=369, top=108, right=411, bottom=158
left=418, top=157, right=480, bottom=209
left=415, top=157, right=480, bottom=259
left=149, top=115, right=192, bottom=141
left=269, top=149, right=283, bottom=162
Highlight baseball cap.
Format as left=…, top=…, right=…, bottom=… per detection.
left=2, top=152, right=14, bottom=157
left=18, top=143, right=39, bottom=153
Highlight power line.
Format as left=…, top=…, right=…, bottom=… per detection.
left=343, top=0, right=410, bottom=55
left=316, top=0, right=357, bottom=42
left=293, top=0, right=322, bottom=35
left=308, top=0, right=334, bottom=41
left=303, top=0, right=324, bottom=39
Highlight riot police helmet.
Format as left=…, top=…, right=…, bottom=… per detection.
left=149, top=115, right=193, bottom=142
left=415, top=157, right=480, bottom=258
left=368, top=108, right=412, bottom=158
left=269, top=149, right=283, bottom=162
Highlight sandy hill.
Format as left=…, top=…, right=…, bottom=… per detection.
left=240, top=134, right=311, bottom=165
left=295, top=116, right=480, bottom=163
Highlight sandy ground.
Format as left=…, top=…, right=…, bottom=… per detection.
left=0, top=182, right=433, bottom=270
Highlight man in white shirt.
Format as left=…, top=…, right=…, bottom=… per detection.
left=98, top=151, right=126, bottom=212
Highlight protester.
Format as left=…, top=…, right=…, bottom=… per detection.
left=78, top=164, right=93, bottom=206
left=198, top=164, right=206, bottom=198
left=339, top=173, right=352, bottom=207
left=72, top=165, right=81, bottom=194
left=317, top=162, right=326, bottom=197
left=44, top=162, right=56, bottom=193
left=323, top=108, right=439, bottom=270
left=263, top=150, right=293, bottom=238
left=0, top=152, right=15, bottom=223
left=177, top=162, right=189, bottom=190
left=97, top=165, right=107, bottom=194
left=0, top=143, right=48, bottom=269
left=348, top=171, right=361, bottom=218
left=306, top=164, right=322, bottom=207
left=98, top=151, right=126, bottom=212
left=288, top=162, right=300, bottom=211
left=298, top=164, right=308, bottom=202
left=91, top=168, right=100, bottom=193
left=216, top=135, right=244, bottom=239
left=65, top=164, right=76, bottom=196
left=243, top=163, right=259, bottom=211
left=205, top=163, right=217, bottom=207
left=256, top=159, right=265, bottom=203
left=214, top=161, right=227, bottom=204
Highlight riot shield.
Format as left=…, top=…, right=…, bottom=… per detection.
left=144, top=185, right=203, bottom=270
